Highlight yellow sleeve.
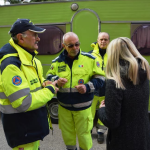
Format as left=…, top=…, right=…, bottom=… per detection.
left=2, top=64, right=55, bottom=112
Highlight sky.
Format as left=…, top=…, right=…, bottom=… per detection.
left=0, top=0, right=4, bottom=5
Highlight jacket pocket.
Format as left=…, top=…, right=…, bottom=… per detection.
left=72, top=69, right=89, bottom=85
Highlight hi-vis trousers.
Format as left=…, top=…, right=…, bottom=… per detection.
left=58, top=105, right=93, bottom=150
left=13, top=141, right=39, bottom=150
left=91, top=95, right=107, bottom=133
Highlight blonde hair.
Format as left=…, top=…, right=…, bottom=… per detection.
left=106, top=37, right=150, bottom=89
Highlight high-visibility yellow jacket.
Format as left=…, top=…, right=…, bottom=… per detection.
left=90, top=42, right=107, bottom=73
left=90, top=42, right=107, bottom=97
left=46, top=49, right=105, bottom=111
left=0, top=38, right=55, bottom=148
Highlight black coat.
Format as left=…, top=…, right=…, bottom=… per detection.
left=98, top=59, right=150, bottom=150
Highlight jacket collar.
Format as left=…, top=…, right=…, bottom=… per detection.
left=91, top=42, right=101, bottom=56
left=9, top=38, right=38, bottom=65
left=91, top=42, right=106, bottom=57
left=57, top=49, right=80, bottom=62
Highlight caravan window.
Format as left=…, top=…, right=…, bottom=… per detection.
left=131, top=24, right=150, bottom=55
left=37, top=25, right=64, bottom=55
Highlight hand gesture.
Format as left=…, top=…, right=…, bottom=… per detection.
left=75, top=84, right=86, bottom=94
left=100, top=100, right=105, bottom=108
left=42, top=80, right=53, bottom=87
left=51, top=80, right=59, bottom=94
left=42, top=80, right=59, bottom=94
left=57, top=78, right=68, bottom=87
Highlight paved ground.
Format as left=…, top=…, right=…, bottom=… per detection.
left=0, top=113, right=106, bottom=150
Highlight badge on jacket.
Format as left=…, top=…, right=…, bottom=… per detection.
left=78, top=79, right=84, bottom=84
left=12, top=76, right=22, bottom=86
left=96, top=61, right=100, bottom=67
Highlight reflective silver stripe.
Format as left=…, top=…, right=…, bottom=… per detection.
left=148, top=111, right=150, bottom=113
left=0, top=92, right=7, bottom=99
left=66, top=145, right=77, bottom=150
left=16, top=94, right=32, bottom=112
left=73, top=101, right=92, bottom=108
left=51, top=75, right=59, bottom=82
left=30, top=87, right=41, bottom=92
left=59, top=88, right=78, bottom=93
left=59, top=100, right=92, bottom=108
left=0, top=94, right=32, bottom=113
left=46, top=74, right=58, bottom=82
left=59, top=101, right=72, bottom=107
left=87, top=81, right=95, bottom=92
left=8, top=88, right=30, bottom=103
left=0, top=104, right=20, bottom=114
left=93, top=75, right=105, bottom=81
left=0, top=103, right=46, bottom=114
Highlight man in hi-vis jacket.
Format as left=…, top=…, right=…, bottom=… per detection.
left=0, top=19, right=58, bottom=150
left=46, top=32, right=105, bottom=150
left=89, top=32, right=110, bottom=144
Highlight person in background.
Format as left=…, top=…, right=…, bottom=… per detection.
left=46, top=32, right=105, bottom=150
left=89, top=32, right=110, bottom=144
left=0, top=18, right=58, bottom=150
left=98, top=37, right=150, bottom=150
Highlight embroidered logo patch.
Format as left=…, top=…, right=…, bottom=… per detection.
left=79, top=65, right=83, bottom=67
left=78, top=79, right=84, bottom=84
left=30, top=78, right=38, bottom=85
left=12, top=76, right=22, bottom=86
left=96, top=61, right=100, bottom=67
left=58, top=65, right=66, bottom=72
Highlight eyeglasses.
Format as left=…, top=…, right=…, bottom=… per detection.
left=21, top=32, right=39, bottom=38
left=64, top=42, right=80, bottom=48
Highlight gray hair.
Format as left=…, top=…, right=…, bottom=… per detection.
left=97, top=32, right=110, bottom=40
left=12, top=33, right=27, bottom=44
left=63, top=32, right=79, bottom=43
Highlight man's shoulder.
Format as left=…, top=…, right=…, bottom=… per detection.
left=52, top=56, right=60, bottom=63
left=0, top=43, right=20, bottom=73
left=1, top=56, right=21, bottom=73
left=88, top=50, right=93, bottom=54
left=0, top=43, right=17, bottom=57
left=80, top=51, right=96, bottom=59
left=52, top=50, right=65, bottom=63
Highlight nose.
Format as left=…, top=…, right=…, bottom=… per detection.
left=37, top=36, right=40, bottom=41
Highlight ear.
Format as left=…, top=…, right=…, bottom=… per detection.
left=62, top=43, right=65, bottom=48
left=16, top=34, right=24, bottom=44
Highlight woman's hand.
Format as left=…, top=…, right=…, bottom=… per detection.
left=100, top=100, right=105, bottom=108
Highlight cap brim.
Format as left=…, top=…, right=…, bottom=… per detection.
left=29, top=26, right=46, bottom=33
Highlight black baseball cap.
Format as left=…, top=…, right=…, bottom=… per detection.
left=9, top=18, right=46, bottom=37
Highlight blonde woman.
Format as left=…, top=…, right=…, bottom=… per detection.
left=98, top=37, right=150, bottom=150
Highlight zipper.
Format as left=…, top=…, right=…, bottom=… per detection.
left=102, top=56, right=104, bottom=71
left=34, top=60, right=42, bottom=84
left=102, top=59, right=104, bottom=70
